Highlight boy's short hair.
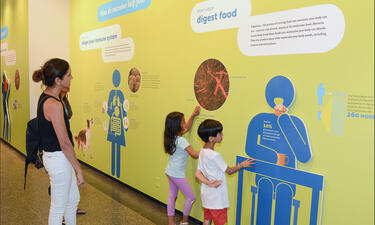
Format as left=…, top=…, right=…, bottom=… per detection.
left=198, top=119, right=223, bottom=142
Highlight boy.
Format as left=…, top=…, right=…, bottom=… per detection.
left=195, top=119, right=255, bottom=225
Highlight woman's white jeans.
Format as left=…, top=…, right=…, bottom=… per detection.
left=43, top=151, right=80, bottom=225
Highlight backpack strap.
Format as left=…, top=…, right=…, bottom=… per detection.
left=37, top=94, right=60, bottom=116
left=36, top=94, right=61, bottom=140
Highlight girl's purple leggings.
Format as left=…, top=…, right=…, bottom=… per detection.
left=167, top=175, right=196, bottom=216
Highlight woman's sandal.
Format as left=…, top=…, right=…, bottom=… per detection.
left=77, top=208, right=87, bottom=215
left=62, top=209, right=86, bottom=224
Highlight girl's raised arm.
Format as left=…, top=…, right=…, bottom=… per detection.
left=182, top=106, right=200, bottom=134
left=184, top=146, right=199, bottom=159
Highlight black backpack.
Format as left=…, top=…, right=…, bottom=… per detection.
left=24, top=118, right=44, bottom=189
left=24, top=96, right=49, bottom=189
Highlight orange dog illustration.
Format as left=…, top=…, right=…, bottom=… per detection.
left=74, top=118, right=93, bottom=160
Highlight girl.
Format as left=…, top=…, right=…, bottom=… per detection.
left=33, top=58, right=84, bottom=225
left=164, top=106, right=200, bottom=225
left=164, top=106, right=219, bottom=225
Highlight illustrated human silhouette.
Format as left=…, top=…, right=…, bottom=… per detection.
left=106, top=69, right=128, bottom=178
left=317, top=83, right=325, bottom=106
left=245, top=75, right=311, bottom=225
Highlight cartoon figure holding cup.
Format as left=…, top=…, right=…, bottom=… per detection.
left=106, top=69, right=128, bottom=178
left=245, top=76, right=311, bottom=225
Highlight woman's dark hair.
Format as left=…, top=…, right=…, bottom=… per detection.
left=164, top=112, right=184, bottom=155
left=198, top=119, right=223, bottom=142
left=61, top=95, right=73, bottom=119
left=32, top=58, right=69, bottom=87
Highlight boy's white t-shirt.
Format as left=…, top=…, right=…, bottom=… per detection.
left=197, top=148, right=229, bottom=209
left=165, top=136, right=190, bottom=178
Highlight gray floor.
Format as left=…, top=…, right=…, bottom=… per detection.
left=0, top=140, right=201, bottom=225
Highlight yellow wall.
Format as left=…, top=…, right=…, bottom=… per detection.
left=69, top=0, right=373, bottom=224
left=1, top=0, right=29, bottom=153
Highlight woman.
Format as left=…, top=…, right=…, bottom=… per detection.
left=33, top=58, right=84, bottom=225
left=47, top=87, right=86, bottom=224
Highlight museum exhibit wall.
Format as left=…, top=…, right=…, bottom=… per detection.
left=1, top=0, right=374, bottom=224
left=69, top=0, right=374, bottom=224
left=1, top=0, right=29, bottom=152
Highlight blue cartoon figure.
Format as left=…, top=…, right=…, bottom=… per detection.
left=106, top=69, right=128, bottom=178
left=245, top=76, right=311, bottom=225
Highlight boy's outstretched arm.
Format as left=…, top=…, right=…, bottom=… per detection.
left=226, top=158, right=255, bottom=175
left=195, top=170, right=222, bottom=188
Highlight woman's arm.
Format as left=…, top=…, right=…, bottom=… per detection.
left=185, top=146, right=199, bottom=159
left=45, top=99, right=84, bottom=186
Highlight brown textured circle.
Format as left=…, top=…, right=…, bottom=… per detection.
left=194, top=59, right=230, bottom=111
left=128, top=67, right=141, bottom=93
left=15, top=69, right=20, bottom=90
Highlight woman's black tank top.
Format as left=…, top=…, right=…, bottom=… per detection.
left=37, top=92, right=73, bottom=152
